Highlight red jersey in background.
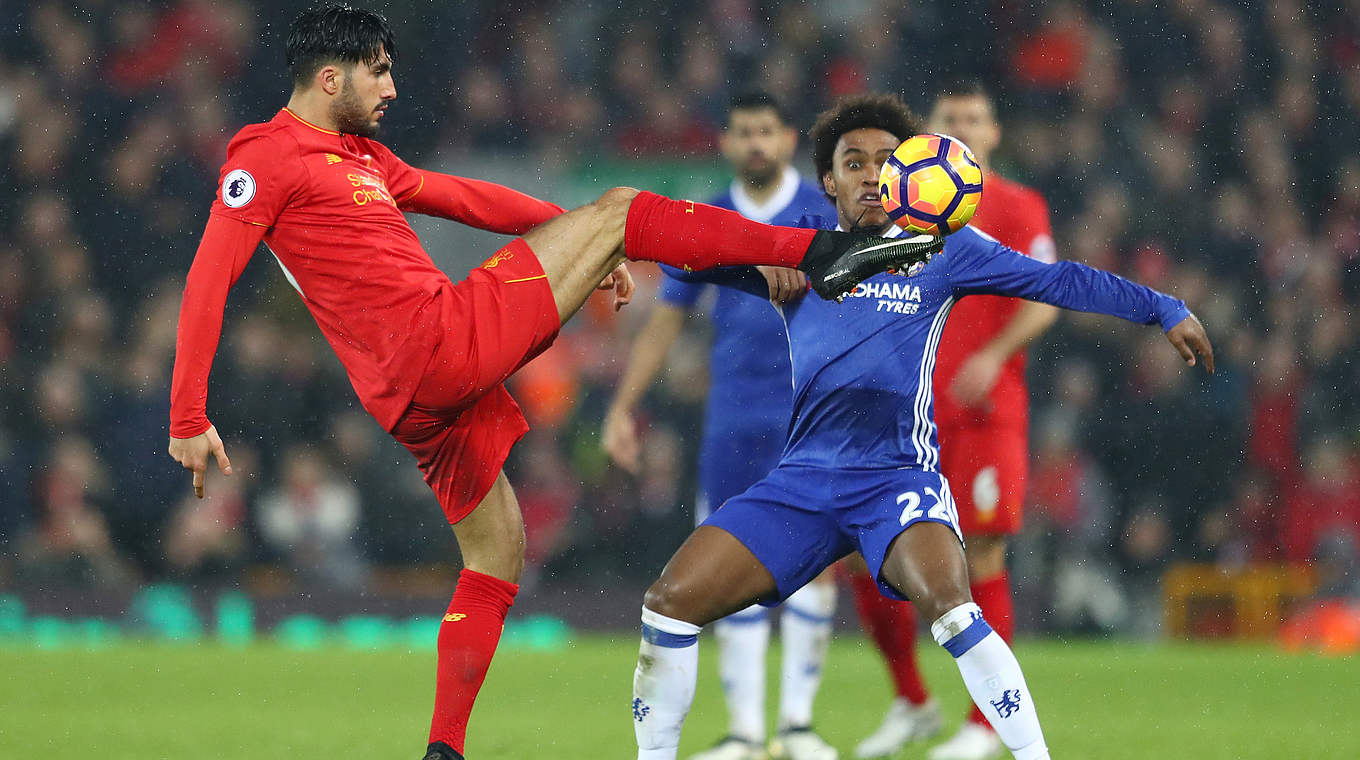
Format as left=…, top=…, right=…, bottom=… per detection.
left=934, top=173, right=1054, bottom=535
left=933, top=173, right=1056, bottom=429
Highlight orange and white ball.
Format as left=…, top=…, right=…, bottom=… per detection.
left=879, top=133, right=984, bottom=236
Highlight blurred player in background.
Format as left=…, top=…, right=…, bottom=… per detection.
left=851, top=81, right=1059, bottom=760
left=604, top=92, right=838, bottom=760
left=164, top=7, right=947, bottom=759
left=630, top=92, right=1214, bottom=760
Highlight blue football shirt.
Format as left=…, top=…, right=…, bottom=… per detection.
left=672, top=217, right=1191, bottom=473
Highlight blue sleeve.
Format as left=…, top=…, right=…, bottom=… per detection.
left=945, top=229, right=1191, bottom=331
left=661, top=263, right=771, bottom=300
left=656, top=264, right=707, bottom=307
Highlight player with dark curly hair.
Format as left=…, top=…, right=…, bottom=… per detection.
left=851, top=81, right=1063, bottom=760
left=808, top=92, right=922, bottom=229
left=629, top=92, right=1213, bottom=760
left=604, top=91, right=839, bottom=760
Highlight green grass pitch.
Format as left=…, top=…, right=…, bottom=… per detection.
left=1, top=635, right=1355, bottom=758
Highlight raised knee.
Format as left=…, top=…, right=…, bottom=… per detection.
left=643, top=581, right=676, bottom=618
left=595, top=185, right=640, bottom=209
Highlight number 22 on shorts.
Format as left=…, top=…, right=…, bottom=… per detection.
left=896, top=486, right=954, bottom=526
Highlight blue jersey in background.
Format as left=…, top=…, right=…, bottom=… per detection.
left=655, top=167, right=831, bottom=517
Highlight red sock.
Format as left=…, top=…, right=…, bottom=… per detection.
left=967, top=570, right=1015, bottom=727
left=850, top=570, right=930, bottom=706
left=623, top=190, right=816, bottom=270
left=428, top=568, right=519, bottom=753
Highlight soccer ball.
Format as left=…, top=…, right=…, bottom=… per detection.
left=879, top=134, right=984, bottom=235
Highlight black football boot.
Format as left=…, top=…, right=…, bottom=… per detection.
left=798, top=230, right=944, bottom=300
left=422, top=742, right=463, bottom=760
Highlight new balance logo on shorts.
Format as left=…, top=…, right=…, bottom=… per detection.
left=443, top=613, right=467, bottom=622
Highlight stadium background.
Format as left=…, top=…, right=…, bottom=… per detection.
left=2, top=0, right=1359, bottom=678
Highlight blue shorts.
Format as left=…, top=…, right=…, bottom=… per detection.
left=702, top=463, right=964, bottom=603
left=694, top=426, right=786, bottom=526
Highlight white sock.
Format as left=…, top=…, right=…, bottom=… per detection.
left=931, top=603, right=1048, bottom=760
left=714, top=605, right=770, bottom=742
left=635, top=607, right=703, bottom=760
left=777, top=581, right=836, bottom=730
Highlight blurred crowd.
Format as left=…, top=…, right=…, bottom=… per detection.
left=1, top=0, right=1357, bottom=631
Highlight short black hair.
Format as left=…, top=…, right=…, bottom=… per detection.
left=935, top=78, right=992, bottom=103
left=286, top=4, right=397, bottom=87
left=728, top=90, right=788, bottom=125
left=810, top=93, right=922, bottom=187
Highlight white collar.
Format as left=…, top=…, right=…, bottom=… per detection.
left=731, top=165, right=801, bottom=223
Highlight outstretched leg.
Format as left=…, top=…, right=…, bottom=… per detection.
left=520, top=186, right=820, bottom=322
left=633, top=526, right=780, bottom=760
left=880, top=524, right=1048, bottom=760
left=516, top=187, right=943, bottom=319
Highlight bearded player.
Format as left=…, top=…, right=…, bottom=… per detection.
left=631, top=92, right=1213, bottom=760
left=165, top=8, right=944, bottom=760
left=604, top=91, right=837, bottom=760
left=850, top=82, right=1059, bottom=760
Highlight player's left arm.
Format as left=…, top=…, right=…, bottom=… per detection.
left=374, top=144, right=565, bottom=233
left=398, top=169, right=566, bottom=233
left=946, top=230, right=1213, bottom=372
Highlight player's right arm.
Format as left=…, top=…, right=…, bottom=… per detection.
left=168, top=215, right=264, bottom=496
left=602, top=301, right=687, bottom=473
left=602, top=261, right=799, bottom=470
left=603, top=265, right=710, bottom=473
left=603, top=262, right=800, bottom=470
left=169, top=129, right=300, bottom=497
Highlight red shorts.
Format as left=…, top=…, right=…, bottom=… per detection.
left=391, top=239, right=560, bottom=524
left=937, top=422, right=1028, bottom=536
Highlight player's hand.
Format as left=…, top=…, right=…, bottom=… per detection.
left=1165, top=313, right=1214, bottom=373
left=597, top=262, right=635, bottom=311
left=756, top=266, right=808, bottom=304
left=168, top=425, right=233, bottom=499
left=949, top=349, right=1005, bottom=409
left=602, top=406, right=641, bottom=474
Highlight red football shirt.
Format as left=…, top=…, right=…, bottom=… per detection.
left=170, top=108, right=563, bottom=437
left=933, top=173, right=1055, bottom=429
